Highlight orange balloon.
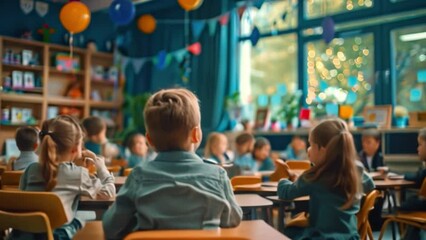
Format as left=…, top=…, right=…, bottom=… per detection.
left=60, top=2, right=91, bottom=34
left=138, top=14, right=156, bottom=34
left=177, top=0, right=203, bottom=11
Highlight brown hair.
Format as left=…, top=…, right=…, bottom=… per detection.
left=82, top=116, right=105, bottom=137
left=39, top=115, right=83, bottom=191
left=253, top=137, right=270, bottom=151
left=204, top=132, right=226, bottom=158
left=419, top=128, right=426, bottom=141
left=304, top=118, right=360, bottom=209
left=361, top=128, right=381, bottom=142
left=144, top=88, right=200, bottom=151
left=235, top=132, right=254, bottom=146
left=127, top=133, right=145, bottom=149
left=15, top=126, right=38, bottom=151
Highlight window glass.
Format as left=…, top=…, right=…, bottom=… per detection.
left=305, top=0, right=373, bottom=19
left=241, top=0, right=298, bottom=35
left=306, top=33, right=375, bottom=116
left=239, top=34, right=298, bottom=118
left=392, top=24, right=426, bottom=111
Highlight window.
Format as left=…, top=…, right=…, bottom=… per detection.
left=392, top=24, right=426, bottom=111
left=304, top=0, right=373, bottom=19
left=306, top=33, right=375, bottom=116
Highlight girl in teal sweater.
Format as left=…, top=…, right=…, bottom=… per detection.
left=278, top=119, right=362, bottom=240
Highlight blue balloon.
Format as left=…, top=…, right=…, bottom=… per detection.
left=109, top=0, right=135, bottom=26
left=322, top=17, right=335, bottom=44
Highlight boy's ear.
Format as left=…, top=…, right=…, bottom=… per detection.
left=190, top=127, right=201, bottom=143
left=145, top=132, right=154, bottom=146
left=33, top=143, right=38, bottom=150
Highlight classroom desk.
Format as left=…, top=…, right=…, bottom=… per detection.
left=267, top=195, right=310, bottom=233
left=114, top=176, right=126, bottom=191
left=235, top=194, right=273, bottom=223
left=73, top=220, right=290, bottom=240
left=233, top=184, right=277, bottom=196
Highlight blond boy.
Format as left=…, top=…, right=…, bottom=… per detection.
left=102, top=88, right=242, bottom=239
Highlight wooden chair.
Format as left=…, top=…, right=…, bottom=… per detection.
left=107, top=165, right=122, bottom=175
left=357, top=190, right=381, bottom=240
left=230, top=176, right=261, bottom=191
left=285, top=160, right=311, bottom=170
left=0, top=190, right=68, bottom=240
left=269, top=159, right=290, bottom=182
left=378, top=178, right=426, bottom=240
left=0, top=171, right=24, bottom=190
left=124, top=168, right=133, bottom=177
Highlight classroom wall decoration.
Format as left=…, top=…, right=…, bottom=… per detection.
left=20, top=0, right=34, bottom=14
left=59, top=1, right=91, bottom=34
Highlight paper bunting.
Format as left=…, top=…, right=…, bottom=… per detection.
left=348, top=76, right=357, bottom=87
left=253, top=0, right=265, bottom=9
left=155, top=50, right=167, bottom=70
left=257, top=94, right=269, bottom=106
left=191, top=20, right=205, bottom=40
left=187, top=42, right=202, bottom=55
left=270, top=94, right=281, bottom=106
left=346, top=91, right=357, bottom=104
left=417, top=69, right=426, bottom=83
left=208, top=20, right=217, bottom=36
left=277, top=84, right=287, bottom=95
left=237, top=6, right=246, bottom=20
left=322, top=17, right=335, bottom=44
left=219, top=13, right=229, bottom=26
left=174, top=49, right=187, bottom=62
left=325, top=103, right=339, bottom=116
left=319, top=81, right=328, bottom=91
left=132, top=58, right=146, bottom=74
left=410, top=88, right=422, bottom=102
left=120, top=57, right=129, bottom=71
left=250, top=27, right=260, bottom=46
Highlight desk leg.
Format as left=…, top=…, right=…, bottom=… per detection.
left=278, top=202, right=285, bottom=233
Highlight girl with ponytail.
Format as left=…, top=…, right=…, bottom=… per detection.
left=277, top=118, right=362, bottom=239
left=19, top=115, right=115, bottom=240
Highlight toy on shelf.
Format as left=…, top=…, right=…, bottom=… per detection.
left=38, top=23, right=55, bottom=43
left=65, top=80, right=83, bottom=99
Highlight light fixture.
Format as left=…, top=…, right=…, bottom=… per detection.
left=399, top=32, right=426, bottom=42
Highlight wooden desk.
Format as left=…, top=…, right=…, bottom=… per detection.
left=235, top=194, right=273, bottom=223
left=267, top=195, right=310, bottom=233
left=73, top=220, right=290, bottom=240
left=114, top=176, right=126, bottom=191
left=233, top=184, right=277, bottom=196
left=78, top=196, right=115, bottom=220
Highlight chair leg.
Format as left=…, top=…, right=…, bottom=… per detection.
left=367, top=222, right=373, bottom=240
left=378, top=218, right=393, bottom=240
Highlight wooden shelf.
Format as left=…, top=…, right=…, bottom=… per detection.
left=2, top=63, right=44, bottom=72
left=49, top=68, right=84, bottom=76
left=48, top=44, right=86, bottom=54
left=91, top=51, right=114, bottom=59
left=0, top=93, right=43, bottom=103
left=90, top=100, right=121, bottom=109
left=47, top=96, right=85, bottom=106
left=0, top=121, right=39, bottom=127
left=2, top=87, right=43, bottom=94
left=2, top=36, right=44, bottom=48
left=91, top=79, right=117, bottom=86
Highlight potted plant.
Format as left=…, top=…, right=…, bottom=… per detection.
left=276, top=90, right=302, bottom=129
left=394, top=105, right=408, bottom=128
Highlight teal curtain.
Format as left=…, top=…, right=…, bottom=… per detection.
left=120, top=0, right=239, bottom=134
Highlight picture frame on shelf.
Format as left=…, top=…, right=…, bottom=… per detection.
left=363, top=105, right=392, bottom=129
left=23, top=72, right=35, bottom=88
left=12, top=70, right=23, bottom=89
left=254, top=108, right=270, bottom=130
left=22, top=49, right=32, bottom=66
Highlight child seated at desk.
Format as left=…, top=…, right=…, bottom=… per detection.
left=82, top=116, right=120, bottom=164
left=278, top=119, right=363, bottom=239
left=283, top=135, right=308, bottom=160
left=233, top=132, right=255, bottom=170
left=18, top=115, right=115, bottom=240
left=102, top=88, right=242, bottom=240
left=252, top=137, right=275, bottom=172
left=203, top=132, right=230, bottom=165
left=123, top=132, right=148, bottom=168
left=12, top=126, right=39, bottom=170
left=358, top=128, right=384, bottom=172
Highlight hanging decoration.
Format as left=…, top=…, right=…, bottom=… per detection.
left=322, top=16, right=335, bottom=44
left=20, top=0, right=34, bottom=14
left=59, top=1, right=91, bottom=34
left=35, top=1, right=49, bottom=17
left=253, top=0, right=265, bottom=9
left=187, top=42, right=202, bottom=55
left=250, top=27, right=260, bottom=46
left=138, top=14, right=156, bottom=34
left=219, top=13, right=229, bottom=26
left=177, top=0, right=204, bottom=11
left=109, top=0, right=135, bottom=26
left=191, top=21, right=205, bottom=41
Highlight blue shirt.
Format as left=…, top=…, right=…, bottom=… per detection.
left=278, top=175, right=360, bottom=240
left=127, top=154, right=146, bottom=168
left=13, top=151, right=38, bottom=171
left=102, top=151, right=242, bottom=240
left=233, top=153, right=255, bottom=171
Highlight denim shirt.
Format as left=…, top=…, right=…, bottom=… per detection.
left=102, top=151, right=243, bottom=240
left=13, top=151, right=38, bottom=170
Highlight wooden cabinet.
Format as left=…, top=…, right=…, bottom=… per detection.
left=0, top=36, right=122, bottom=154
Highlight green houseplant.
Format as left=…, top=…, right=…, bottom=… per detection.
left=276, top=90, right=302, bottom=128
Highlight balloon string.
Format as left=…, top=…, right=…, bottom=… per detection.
left=184, top=11, right=189, bottom=47
left=69, top=33, right=74, bottom=71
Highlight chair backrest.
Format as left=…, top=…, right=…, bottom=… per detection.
left=419, top=177, right=426, bottom=198
left=356, top=190, right=380, bottom=237
left=124, top=230, right=249, bottom=240
left=285, top=160, right=311, bottom=170
left=0, top=210, right=54, bottom=240
left=0, top=170, right=24, bottom=189
left=0, top=190, right=68, bottom=230
left=269, top=159, right=289, bottom=182
left=6, top=156, right=17, bottom=171
left=107, top=165, right=122, bottom=175
left=124, top=168, right=133, bottom=176
left=230, top=176, right=261, bottom=187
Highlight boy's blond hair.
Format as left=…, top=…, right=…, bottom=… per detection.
left=144, top=88, right=200, bottom=151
